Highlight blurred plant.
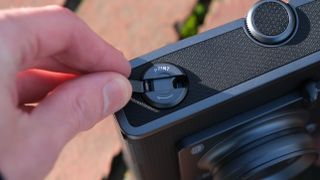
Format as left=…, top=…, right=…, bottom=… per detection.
left=102, top=152, right=128, bottom=180
left=64, top=0, right=83, bottom=11
left=175, top=0, right=212, bottom=39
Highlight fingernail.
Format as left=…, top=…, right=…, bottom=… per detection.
left=103, top=76, right=131, bottom=115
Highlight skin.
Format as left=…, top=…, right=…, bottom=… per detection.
left=0, top=6, right=132, bottom=180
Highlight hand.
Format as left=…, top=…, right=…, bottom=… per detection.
left=0, top=6, right=132, bottom=180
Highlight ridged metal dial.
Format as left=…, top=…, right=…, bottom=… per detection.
left=246, top=0, right=296, bottom=45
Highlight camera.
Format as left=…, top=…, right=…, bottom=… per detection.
left=115, top=0, right=320, bottom=179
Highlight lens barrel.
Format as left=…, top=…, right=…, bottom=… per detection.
left=198, top=110, right=318, bottom=180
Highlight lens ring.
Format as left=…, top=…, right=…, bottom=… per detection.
left=245, top=152, right=318, bottom=180
left=214, top=132, right=317, bottom=180
left=198, top=110, right=308, bottom=171
left=198, top=110, right=318, bottom=180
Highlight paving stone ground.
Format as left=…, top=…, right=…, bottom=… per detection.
left=77, top=0, right=196, bottom=59
left=200, top=0, right=258, bottom=32
left=200, top=0, right=289, bottom=32
left=46, top=118, right=122, bottom=180
left=0, top=0, right=63, bottom=9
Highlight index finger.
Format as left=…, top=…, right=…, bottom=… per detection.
left=0, top=5, right=130, bottom=76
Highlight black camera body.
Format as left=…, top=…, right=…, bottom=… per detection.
left=115, top=0, right=320, bottom=179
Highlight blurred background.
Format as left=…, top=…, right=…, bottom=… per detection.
left=0, top=0, right=263, bottom=179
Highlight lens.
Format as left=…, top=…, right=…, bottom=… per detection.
left=254, top=157, right=299, bottom=178
left=198, top=110, right=318, bottom=180
left=247, top=154, right=317, bottom=180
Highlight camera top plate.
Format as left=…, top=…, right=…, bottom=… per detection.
left=115, top=0, right=320, bottom=138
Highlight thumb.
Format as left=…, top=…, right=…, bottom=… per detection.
left=30, top=72, right=131, bottom=146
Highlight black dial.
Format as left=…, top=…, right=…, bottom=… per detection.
left=246, top=0, right=297, bottom=45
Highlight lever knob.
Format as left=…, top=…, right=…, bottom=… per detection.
left=142, top=63, right=188, bottom=109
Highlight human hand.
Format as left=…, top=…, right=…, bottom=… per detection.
left=0, top=6, right=132, bottom=180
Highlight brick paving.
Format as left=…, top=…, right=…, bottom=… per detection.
left=200, top=0, right=258, bottom=32
left=200, top=0, right=289, bottom=32
left=46, top=118, right=122, bottom=180
left=77, top=0, right=196, bottom=59
left=0, top=0, right=63, bottom=9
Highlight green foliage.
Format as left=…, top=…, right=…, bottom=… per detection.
left=194, top=3, right=206, bottom=24
left=180, top=14, right=198, bottom=39
left=177, top=0, right=211, bottom=39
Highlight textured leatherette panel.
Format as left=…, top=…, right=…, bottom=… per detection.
left=124, top=1, right=320, bottom=126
